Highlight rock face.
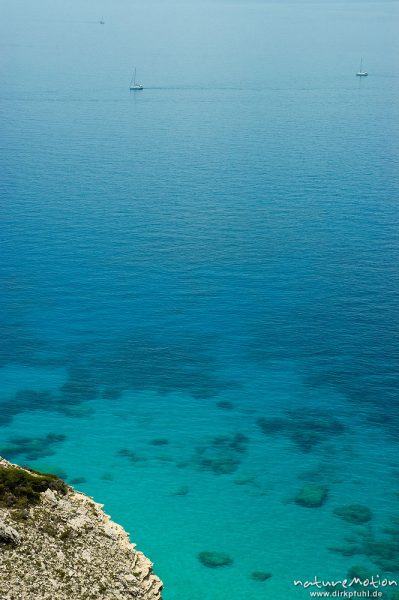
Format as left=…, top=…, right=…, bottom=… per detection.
left=0, top=521, right=21, bottom=546
left=0, top=457, right=162, bottom=600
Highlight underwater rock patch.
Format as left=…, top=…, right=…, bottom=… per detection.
left=329, top=514, right=399, bottom=572
left=69, top=477, right=87, bottom=485
left=117, top=448, right=146, bottom=463
left=0, top=381, right=97, bottom=425
left=85, top=330, right=233, bottom=400
left=363, top=538, right=399, bottom=572
left=216, top=401, right=235, bottom=410
left=0, top=390, right=54, bottom=426
left=0, top=433, right=66, bottom=462
left=170, top=485, right=189, bottom=496
left=197, top=551, right=233, bottom=568
left=102, top=387, right=123, bottom=400
left=148, top=438, right=169, bottom=446
left=233, top=474, right=257, bottom=486
left=257, top=408, right=345, bottom=452
left=334, top=504, right=373, bottom=525
left=212, top=433, right=248, bottom=453
left=295, top=484, right=329, bottom=508
left=250, top=571, right=272, bottom=582
left=59, top=367, right=98, bottom=404
left=193, top=433, right=248, bottom=475
left=329, top=543, right=359, bottom=557
left=257, top=417, right=287, bottom=435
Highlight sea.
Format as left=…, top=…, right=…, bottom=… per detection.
left=1, top=1, right=399, bottom=598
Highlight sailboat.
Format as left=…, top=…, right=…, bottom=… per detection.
left=356, top=58, right=368, bottom=77
left=130, top=68, right=143, bottom=90
left=100, top=17, right=105, bottom=25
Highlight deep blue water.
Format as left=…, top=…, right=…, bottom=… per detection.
left=1, top=1, right=399, bottom=598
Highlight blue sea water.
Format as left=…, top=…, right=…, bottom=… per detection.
left=1, top=1, right=399, bottom=598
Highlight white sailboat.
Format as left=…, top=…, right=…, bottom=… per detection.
left=100, top=17, right=105, bottom=25
left=356, top=58, right=368, bottom=77
left=130, top=68, right=143, bottom=90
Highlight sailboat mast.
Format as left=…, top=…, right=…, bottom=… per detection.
left=360, top=57, right=363, bottom=72
left=129, top=66, right=143, bottom=89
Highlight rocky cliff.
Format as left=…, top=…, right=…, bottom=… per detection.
left=0, top=457, right=162, bottom=600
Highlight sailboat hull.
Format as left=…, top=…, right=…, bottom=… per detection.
left=130, top=86, right=144, bottom=90
left=356, top=72, right=368, bottom=77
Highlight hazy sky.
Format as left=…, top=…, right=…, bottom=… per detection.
left=1, top=0, right=398, bottom=89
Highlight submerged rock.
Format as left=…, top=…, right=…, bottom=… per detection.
left=257, top=408, right=345, bottom=452
left=295, top=484, right=329, bottom=508
left=170, top=485, right=189, bottom=496
left=149, top=438, right=169, bottom=446
left=193, top=433, right=249, bottom=475
left=250, top=571, right=272, bottom=582
left=0, top=432, right=66, bottom=462
left=216, top=401, right=235, bottom=410
left=197, top=551, right=233, bottom=568
left=69, top=476, right=87, bottom=485
left=0, top=457, right=162, bottom=600
left=333, top=504, right=372, bottom=525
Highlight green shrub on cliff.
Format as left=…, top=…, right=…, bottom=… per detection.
left=0, top=467, right=67, bottom=508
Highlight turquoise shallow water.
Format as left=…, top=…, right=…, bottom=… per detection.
left=1, top=1, right=399, bottom=598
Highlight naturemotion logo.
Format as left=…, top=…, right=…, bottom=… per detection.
left=293, top=575, right=398, bottom=598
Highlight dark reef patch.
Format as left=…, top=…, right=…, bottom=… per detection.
left=0, top=433, right=66, bottom=462
left=102, top=387, right=123, bottom=400
left=197, top=551, right=233, bottom=568
left=248, top=308, right=399, bottom=438
left=59, top=367, right=98, bottom=405
left=0, top=390, right=54, bottom=426
left=256, top=417, right=287, bottom=435
left=148, top=438, right=169, bottom=446
left=329, top=543, right=359, bottom=557
left=363, top=538, right=399, bottom=572
left=257, top=408, right=345, bottom=452
left=116, top=448, right=146, bottom=463
left=294, top=484, right=329, bottom=508
left=330, top=515, right=399, bottom=572
left=333, top=504, right=373, bottom=525
left=82, top=330, right=232, bottom=401
left=192, top=433, right=249, bottom=475
left=233, top=474, right=257, bottom=486
left=216, top=401, right=235, bottom=410
left=69, top=477, right=87, bottom=485
left=1, top=328, right=237, bottom=424
left=0, top=380, right=95, bottom=425
left=170, top=485, right=189, bottom=496
left=297, top=462, right=336, bottom=485
left=250, top=571, right=272, bottom=582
